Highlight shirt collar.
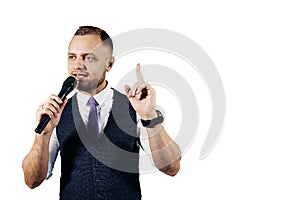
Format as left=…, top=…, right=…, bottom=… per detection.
left=75, top=81, right=113, bottom=107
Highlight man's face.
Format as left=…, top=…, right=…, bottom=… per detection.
left=68, top=34, right=112, bottom=94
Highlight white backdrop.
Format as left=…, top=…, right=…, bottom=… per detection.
left=0, top=0, right=300, bottom=199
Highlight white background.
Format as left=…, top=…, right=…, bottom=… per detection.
left=1, top=0, right=300, bottom=199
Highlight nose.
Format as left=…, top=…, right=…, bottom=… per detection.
left=73, top=58, right=85, bottom=70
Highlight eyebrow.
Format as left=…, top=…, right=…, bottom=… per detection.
left=68, top=53, right=97, bottom=57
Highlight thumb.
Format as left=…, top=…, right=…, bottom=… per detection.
left=59, top=98, right=69, bottom=112
left=124, top=85, right=131, bottom=97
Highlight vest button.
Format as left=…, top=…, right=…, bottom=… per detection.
left=96, top=177, right=100, bottom=182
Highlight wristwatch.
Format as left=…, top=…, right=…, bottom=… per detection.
left=141, top=110, right=164, bottom=128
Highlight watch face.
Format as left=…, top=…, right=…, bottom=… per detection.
left=141, top=119, right=151, bottom=127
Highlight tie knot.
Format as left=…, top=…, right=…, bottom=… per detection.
left=88, top=97, right=98, bottom=106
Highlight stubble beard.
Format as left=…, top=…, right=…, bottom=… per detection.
left=77, top=77, right=105, bottom=94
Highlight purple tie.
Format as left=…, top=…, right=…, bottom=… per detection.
left=88, top=97, right=99, bottom=138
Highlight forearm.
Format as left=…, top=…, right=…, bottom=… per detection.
left=147, top=124, right=181, bottom=176
left=22, top=133, right=52, bottom=188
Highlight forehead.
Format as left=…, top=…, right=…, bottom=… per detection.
left=68, top=34, right=104, bottom=54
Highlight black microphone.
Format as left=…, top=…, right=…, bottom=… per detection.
left=35, top=76, right=77, bottom=134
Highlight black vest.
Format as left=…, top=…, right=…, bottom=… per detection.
left=56, top=89, right=141, bottom=200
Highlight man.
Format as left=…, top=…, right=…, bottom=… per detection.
left=22, top=26, right=181, bottom=200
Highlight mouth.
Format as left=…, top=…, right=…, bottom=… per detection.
left=72, top=71, right=88, bottom=79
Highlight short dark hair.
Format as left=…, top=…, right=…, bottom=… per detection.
left=74, top=26, right=113, bottom=51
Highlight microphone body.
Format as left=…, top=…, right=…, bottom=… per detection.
left=35, top=76, right=77, bottom=134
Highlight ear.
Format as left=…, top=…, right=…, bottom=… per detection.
left=106, top=56, right=114, bottom=72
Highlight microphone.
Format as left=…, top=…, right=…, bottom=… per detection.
left=35, top=76, right=77, bottom=134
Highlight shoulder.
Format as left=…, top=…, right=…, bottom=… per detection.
left=111, top=88, right=132, bottom=106
left=110, top=88, right=137, bottom=121
left=111, top=88, right=126, bottom=98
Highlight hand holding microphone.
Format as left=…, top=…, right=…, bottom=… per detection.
left=35, top=76, right=77, bottom=134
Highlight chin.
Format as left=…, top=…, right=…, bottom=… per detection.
left=77, top=82, right=98, bottom=93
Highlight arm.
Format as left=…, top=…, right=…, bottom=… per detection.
left=146, top=123, right=181, bottom=176
left=22, top=133, right=52, bottom=188
left=22, top=95, right=67, bottom=188
left=125, top=64, right=181, bottom=176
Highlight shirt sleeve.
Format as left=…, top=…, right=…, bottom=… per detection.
left=46, top=129, right=60, bottom=180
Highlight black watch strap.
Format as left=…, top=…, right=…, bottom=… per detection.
left=141, top=110, right=164, bottom=128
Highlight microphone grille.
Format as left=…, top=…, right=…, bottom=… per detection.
left=64, top=76, right=77, bottom=88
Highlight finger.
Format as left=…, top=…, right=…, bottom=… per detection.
left=36, top=106, right=56, bottom=121
left=135, top=82, right=149, bottom=94
left=136, top=63, right=144, bottom=82
left=42, top=103, right=59, bottom=118
left=130, top=82, right=144, bottom=97
left=38, top=95, right=64, bottom=119
left=135, top=83, right=150, bottom=100
left=49, top=94, right=63, bottom=104
left=59, top=98, right=69, bottom=111
left=43, top=109, right=56, bottom=119
left=41, top=95, right=62, bottom=111
left=47, top=98, right=61, bottom=111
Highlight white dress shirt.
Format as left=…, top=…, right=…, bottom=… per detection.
left=46, top=84, right=152, bottom=179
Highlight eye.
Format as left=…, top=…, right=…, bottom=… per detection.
left=68, top=55, right=76, bottom=61
left=84, top=55, right=97, bottom=62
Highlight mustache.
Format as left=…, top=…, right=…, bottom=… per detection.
left=71, top=69, right=89, bottom=77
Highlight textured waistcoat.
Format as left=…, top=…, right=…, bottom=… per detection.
left=56, top=89, right=141, bottom=200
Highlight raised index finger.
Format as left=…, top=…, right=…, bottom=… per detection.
left=136, top=63, right=144, bottom=82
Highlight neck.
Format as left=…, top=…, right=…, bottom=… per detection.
left=78, top=80, right=107, bottom=96
left=96, top=80, right=108, bottom=94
